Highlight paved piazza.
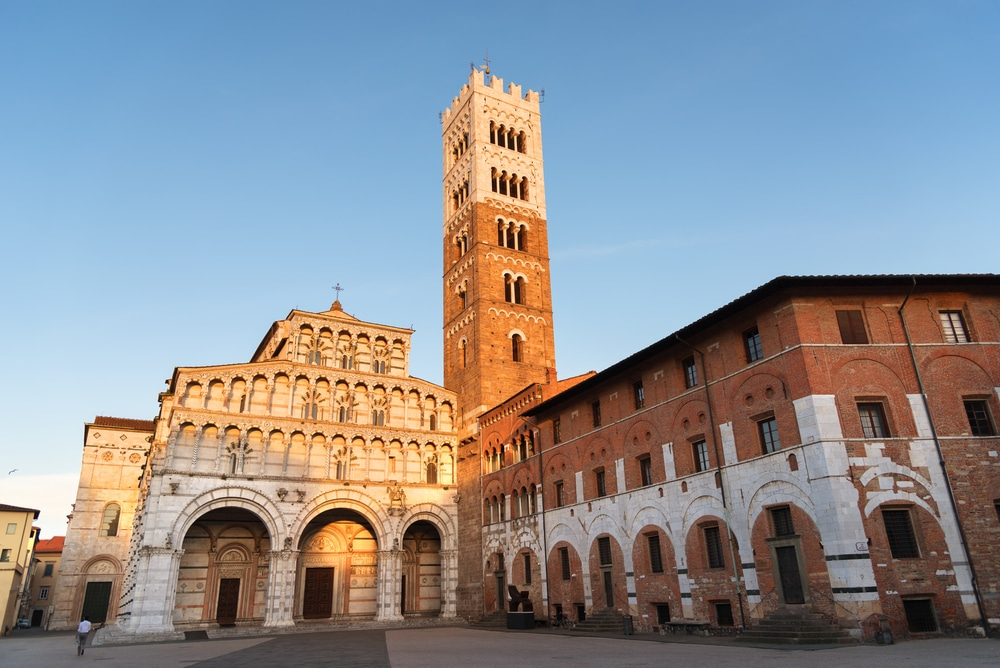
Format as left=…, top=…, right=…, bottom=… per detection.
left=2, top=626, right=998, bottom=667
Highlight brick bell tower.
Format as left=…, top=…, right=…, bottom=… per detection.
left=441, top=67, right=556, bottom=433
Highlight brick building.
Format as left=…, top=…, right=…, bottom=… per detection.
left=471, top=274, right=1000, bottom=639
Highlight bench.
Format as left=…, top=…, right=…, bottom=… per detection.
left=659, top=619, right=710, bottom=635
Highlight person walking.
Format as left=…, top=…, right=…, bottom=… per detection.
left=76, top=616, right=91, bottom=656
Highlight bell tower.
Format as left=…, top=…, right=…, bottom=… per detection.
left=442, top=68, right=556, bottom=431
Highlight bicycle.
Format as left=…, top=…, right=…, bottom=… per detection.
left=551, top=613, right=574, bottom=630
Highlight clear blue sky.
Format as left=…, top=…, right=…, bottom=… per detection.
left=2, top=1, right=998, bottom=537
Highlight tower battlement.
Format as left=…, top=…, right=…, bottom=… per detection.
left=442, top=69, right=540, bottom=124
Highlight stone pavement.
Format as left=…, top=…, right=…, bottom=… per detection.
left=2, top=625, right=998, bottom=667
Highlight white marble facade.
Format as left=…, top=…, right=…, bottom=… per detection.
left=116, top=302, right=460, bottom=635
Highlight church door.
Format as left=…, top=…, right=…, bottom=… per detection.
left=775, top=546, right=805, bottom=604
left=81, top=581, right=112, bottom=623
left=303, top=568, right=334, bottom=619
left=216, top=578, right=240, bottom=625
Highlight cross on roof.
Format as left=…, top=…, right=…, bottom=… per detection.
left=332, top=283, right=343, bottom=299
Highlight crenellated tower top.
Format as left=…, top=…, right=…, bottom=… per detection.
left=442, top=69, right=541, bottom=124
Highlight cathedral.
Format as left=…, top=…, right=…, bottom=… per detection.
left=53, top=68, right=1000, bottom=643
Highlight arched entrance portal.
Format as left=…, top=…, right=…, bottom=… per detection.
left=400, top=520, right=443, bottom=617
left=298, top=509, right=379, bottom=620
left=175, top=507, right=271, bottom=627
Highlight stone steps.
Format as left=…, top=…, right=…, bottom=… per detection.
left=573, top=608, right=626, bottom=633
left=739, top=607, right=856, bottom=645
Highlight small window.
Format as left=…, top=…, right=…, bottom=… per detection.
left=647, top=533, right=664, bottom=573
left=511, top=333, right=524, bottom=362
left=43, top=563, right=54, bottom=577
left=560, top=547, right=571, bottom=580
left=633, top=380, right=645, bottom=410
left=744, top=326, right=763, bottom=363
left=836, top=309, right=869, bottom=344
left=902, top=598, right=938, bottom=633
left=693, top=440, right=709, bottom=472
left=858, top=402, right=890, bottom=439
left=523, top=553, right=532, bottom=585
left=5, top=523, right=15, bottom=535
left=759, top=417, right=781, bottom=454
left=554, top=481, right=564, bottom=507
left=100, top=503, right=121, bottom=537
left=939, top=310, right=970, bottom=343
left=964, top=400, right=996, bottom=436
left=882, top=507, right=920, bottom=558
left=995, top=499, right=1000, bottom=524
left=639, top=455, right=653, bottom=486
left=595, top=469, right=607, bottom=497
left=598, top=536, right=612, bottom=566
left=39, top=586, right=49, bottom=600
left=682, top=357, right=698, bottom=388
left=770, top=506, right=794, bottom=537
left=714, top=601, right=735, bottom=626
left=0, top=549, right=10, bottom=562
left=591, top=400, right=602, bottom=428
left=704, top=525, right=724, bottom=569
left=553, top=417, right=561, bottom=444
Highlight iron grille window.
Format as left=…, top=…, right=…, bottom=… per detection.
left=693, top=440, right=709, bottom=472
left=683, top=357, right=698, bottom=388
left=39, top=586, right=49, bottom=600
left=902, top=599, right=938, bottom=633
left=964, top=400, right=996, bottom=436
left=595, top=469, right=607, bottom=497
left=598, top=536, right=612, bottom=566
left=882, top=508, right=920, bottom=558
left=523, top=553, right=531, bottom=584
left=770, top=506, right=794, bottom=537
left=714, top=601, right=734, bottom=626
left=647, top=533, right=664, bottom=573
left=836, top=309, right=869, bottom=344
left=744, top=326, right=763, bottom=362
left=639, top=455, right=653, bottom=486
left=633, top=380, right=645, bottom=410
left=858, top=402, right=890, bottom=439
left=759, top=417, right=781, bottom=453
left=939, top=310, right=970, bottom=343
left=592, top=400, right=602, bottom=428
left=560, top=547, right=571, bottom=580
left=704, top=525, right=724, bottom=569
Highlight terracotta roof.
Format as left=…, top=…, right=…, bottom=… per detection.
left=525, top=273, right=1000, bottom=416
left=0, top=503, right=40, bottom=518
left=92, top=416, right=155, bottom=431
left=35, top=536, right=65, bottom=553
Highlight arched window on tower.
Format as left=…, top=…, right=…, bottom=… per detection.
left=459, top=338, right=468, bottom=369
left=512, top=333, right=524, bottom=362
left=516, top=225, right=526, bottom=251
left=100, top=503, right=121, bottom=537
left=426, top=459, right=438, bottom=484
left=514, top=276, right=525, bottom=305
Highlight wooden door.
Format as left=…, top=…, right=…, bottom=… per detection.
left=775, top=546, right=805, bottom=604
left=216, top=578, right=240, bottom=625
left=602, top=569, right=614, bottom=609
left=302, top=568, right=334, bottom=619
left=81, top=581, right=112, bottom=623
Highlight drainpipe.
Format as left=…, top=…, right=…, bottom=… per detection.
left=898, top=277, right=990, bottom=637
left=675, top=335, right=746, bottom=628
